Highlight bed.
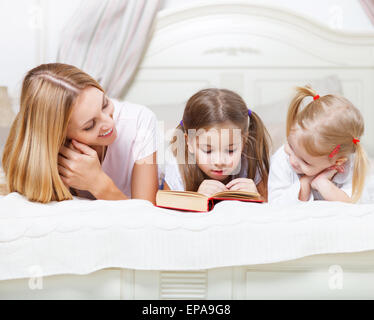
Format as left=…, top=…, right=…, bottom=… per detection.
left=1, top=1, right=374, bottom=300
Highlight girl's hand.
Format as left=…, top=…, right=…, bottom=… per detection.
left=58, top=139, right=104, bottom=192
left=226, top=178, right=258, bottom=193
left=299, top=174, right=315, bottom=185
left=298, top=175, right=315, bottom=201
left=197, top=180, right=228, bottom=197
left=311, top=167, right=338, bottom=190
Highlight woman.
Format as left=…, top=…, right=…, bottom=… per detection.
left=2, top=63, right=159, bottom=204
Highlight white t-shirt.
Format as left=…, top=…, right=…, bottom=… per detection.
left=99, top=99, right=157, bottom=198
left=163, top=146, right=261, bottom=191
left=268, top=145, right=371, bottom=204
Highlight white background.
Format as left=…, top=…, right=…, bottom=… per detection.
left=0, top=0, right=373, bottom=101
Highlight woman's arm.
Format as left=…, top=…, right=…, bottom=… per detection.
left=91, top=173, right=129, bottom=200
left=131, top=152, right=158, bottom=205
left=59, top=140, right=129, bottom=200
left=93, top=152, right=159, bottom=202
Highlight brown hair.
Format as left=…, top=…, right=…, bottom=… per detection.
left=1, top=63, right=104, bottom=203
left=286, top=85, right=368, bottom=202
left=170, top=88, right=271, bottom=197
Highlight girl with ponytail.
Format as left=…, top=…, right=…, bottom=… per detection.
left=269, top=85, right=371, bottom=204
left=163, top=88, right=271, bottom=201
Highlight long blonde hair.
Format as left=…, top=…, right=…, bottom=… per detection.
left=170, top=88, right=271, bottom=198
left=286, top=85, right=368, bottom=203
left=1, top=63, right=104, bottom=203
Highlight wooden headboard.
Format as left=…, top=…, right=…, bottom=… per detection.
left=125, top=1, right=374, bottom=156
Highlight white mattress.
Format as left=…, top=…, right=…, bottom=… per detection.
left=1, top=191, right=374, bottom=281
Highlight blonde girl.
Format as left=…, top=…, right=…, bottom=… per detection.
left=163, top=88, right=271, bottom=200
left=268, top=85, right=370, bottom=204
left=2, top=63, right=159, bottom=203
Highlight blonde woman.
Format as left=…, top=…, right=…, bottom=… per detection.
left=268, top=85, right=371, bottom=204
left=2, top=63, right=159, bottom=204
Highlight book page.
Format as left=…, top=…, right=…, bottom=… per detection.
left=157, top=190, right=208, bottom=199
left=212, top=190, right=261, bottom=199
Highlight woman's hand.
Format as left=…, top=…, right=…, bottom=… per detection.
left=58, top=139, right=105, bottom=193
left=226, top=178, right=258, bottom=193
left=198, top=180, right=228, bottom=197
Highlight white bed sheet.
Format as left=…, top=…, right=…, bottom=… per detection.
left=0, top=189, right=374, bottom=281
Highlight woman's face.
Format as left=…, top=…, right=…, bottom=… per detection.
left=66, top=86, right=117, bottom=147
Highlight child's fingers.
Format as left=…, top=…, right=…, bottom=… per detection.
left=229, top=183, right=246, bottom=191
left=226, top=179, right=239, bottom=189
left=323, top=169, right=337, bottom=180
left=198, top=180, right=227, bottom=196
left=200, top=186, right=224, bottom=197
left=207, top=180, right=228, bottom=189
left=229, top=182, right=257, bottom=192
left=226, top=178, right=254, bottom=189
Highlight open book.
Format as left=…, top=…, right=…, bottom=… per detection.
left=156, top=190, right=264, bottom=212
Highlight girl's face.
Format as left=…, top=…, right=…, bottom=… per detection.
left=66, top=86, right=117, bottom=147
left=285, top=128, right=346, bottom=176
left=187, top=122, right=244, bottom=182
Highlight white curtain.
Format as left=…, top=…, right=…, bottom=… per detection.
left=360, top=0, right=374, bottom=26
left=57, top=0, right=161, bottom=98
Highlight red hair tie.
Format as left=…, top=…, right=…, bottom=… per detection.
left=313, top=95, right=320, bottom=101
left=353, top=138, right=360, bottom=144
left=329, top=144, right=341, bottom=158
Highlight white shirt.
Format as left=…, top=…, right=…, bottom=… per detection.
left=163, top=146, right=261, bottom=191
left=268, top=145, right=372, bottom=204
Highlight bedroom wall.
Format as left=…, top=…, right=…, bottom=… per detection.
left=164, top=0, right=374, bottom=32
left=0, top=0, right=373, bottom=105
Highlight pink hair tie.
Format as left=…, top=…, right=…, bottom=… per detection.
left=313, top=94, right=320, bottom=101
left=329, top=144, right=341, bottom=158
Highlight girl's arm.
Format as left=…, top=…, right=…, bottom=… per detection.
left=298, top=175, right=314, bottom=201
left=311, top=173, right=351, bottom=202
left=131, top=152, right=158, bottom=205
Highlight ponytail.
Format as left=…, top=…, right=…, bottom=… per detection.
left=170, top=123, right=205, bottom=192
left=351, top=142, right=369, bottom=203
left=287, top=85, right=369, bottom=203
left=286, top=85, right=317, bottom=136
left=245, top=111, right=271, bottom=199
